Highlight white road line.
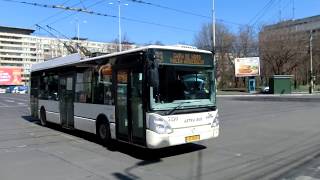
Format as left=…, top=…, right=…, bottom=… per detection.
left=0, top=97, right=29, bottom=102
left=0, top=105, right=28, bottom=108
left=5, top=100, right=15, bottom=103
left=18, top=102, right=26, bottom=105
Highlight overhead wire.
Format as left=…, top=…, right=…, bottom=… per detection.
left=266, top=0, right=293, bottom=23
left=249, top=0, right=278, bottom=27
left=32, top=0, right=90, bottom=27
left=124, top=0, right=245, bottom=27
left=0, top=0, right=197, bottom=32
left=47, top=0, right=106, bottom=25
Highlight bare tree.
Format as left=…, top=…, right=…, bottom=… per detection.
left=259, top=25, right=310, bottom=86
left=112, top=33, right=134, bottom=51
left=194, top=23, right=237, bottom=89
left=234, top=25, right=258, bottom=57
left=232, top=25, right=259, bottom=87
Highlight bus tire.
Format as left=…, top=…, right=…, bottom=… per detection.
left=97, top=117, right=111, bottom=145
left=40, top=107, right=47, bottom=126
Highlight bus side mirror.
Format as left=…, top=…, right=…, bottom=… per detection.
left=148, top=61, right=159, bottom=89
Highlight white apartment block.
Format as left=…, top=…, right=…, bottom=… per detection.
left=0, top=26, right=136, bottom=84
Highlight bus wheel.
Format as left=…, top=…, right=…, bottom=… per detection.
left=40, top=108, right=47, bottom=126
left=97, top=120, right=111, bottom=145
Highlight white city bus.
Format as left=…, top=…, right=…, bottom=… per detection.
left=30, top=45, right=219, bottom=149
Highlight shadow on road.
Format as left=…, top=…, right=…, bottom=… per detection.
left=21, top=116, right=206, bottom=161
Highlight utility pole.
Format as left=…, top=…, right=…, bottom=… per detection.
left=118, top=0, right=122, bottom=52
left=76, top=18, right=80, bottom=53
left=212, top=0, right=217, bottom=92
left=292, top=0, right=295, bottom=20
left=212, top=0, right=216, bottom=60
left=309, top=30, right=314, bottom=94
left=278, top=0, right=282, bottom=21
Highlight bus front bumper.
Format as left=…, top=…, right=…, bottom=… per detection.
left=146, top=125, right=219, bottom=149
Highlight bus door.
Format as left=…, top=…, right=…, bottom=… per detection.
left=115, top=68, right=145, bottom=146
left=59, top=74, right=74, bottom=128
left=30, top=76, right=39, bottom=118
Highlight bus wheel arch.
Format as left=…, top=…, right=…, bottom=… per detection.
left=40, top=106, right=47, bottom=126
left=96, top=114, right=111, bottom=144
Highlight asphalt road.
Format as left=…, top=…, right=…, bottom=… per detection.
left=1, top=94, right=320, bottom=180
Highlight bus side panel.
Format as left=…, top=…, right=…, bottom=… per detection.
left=38, top=100, right=61, bottom=124
left=73, top=103, right=115, bottom=137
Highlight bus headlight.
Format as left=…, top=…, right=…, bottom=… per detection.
left=211, top=113, right=219, bottom=128
left=148, top=114, right=173, bottom=134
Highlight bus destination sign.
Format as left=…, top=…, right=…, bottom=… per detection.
left=154, top=50, right=212, bottom=66
left=172, top=53, right=204, bottom=65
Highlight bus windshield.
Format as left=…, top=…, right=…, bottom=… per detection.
left=150, top=65, right=215, bottom=111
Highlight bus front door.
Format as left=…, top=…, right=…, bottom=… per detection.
left=59, top=75, right=74, bottom=129
left=115, top=69, right=145, bottom=146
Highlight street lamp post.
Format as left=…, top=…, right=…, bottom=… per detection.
left=73, top=18, right=87, bottom=53
left=118, top=0, right=121, bottom=52
left=109, top=1, right=128, bottom=52
left=309, top=30, right=314, bottom=94
left=212, top=0, right=215, bottom=54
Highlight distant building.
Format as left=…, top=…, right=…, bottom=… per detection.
left=0, top=25, right=136, bottom=85
left=259, top=15, right=320, bottom=86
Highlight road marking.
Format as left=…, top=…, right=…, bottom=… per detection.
left=16, top=145, right=27, bottom=148
left=0, top=97, right=28, bottom=102
left=18, top=102, right=25, bottom=105
left=0, top=105, right=28, bottom=108
left=5, top=100, right=14, bottom=103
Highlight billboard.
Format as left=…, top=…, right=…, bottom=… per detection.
left=0, top=67, right=22, bottom=85
left=235, top=57, right=260, bottom=77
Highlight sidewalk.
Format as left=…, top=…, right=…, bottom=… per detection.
left=217, top=90, right=320, bottom=97
left=217, top=91, right=320, bottom=102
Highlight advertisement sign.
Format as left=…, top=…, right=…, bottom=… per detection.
left=235, top=57, right=260, bottom=77
left=0, top=67, right=22, bottom=85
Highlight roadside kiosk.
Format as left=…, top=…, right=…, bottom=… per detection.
left=269, top=75, right=293, bottom=94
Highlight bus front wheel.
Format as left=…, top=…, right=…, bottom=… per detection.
left=97, top=120, right=111, bottom=145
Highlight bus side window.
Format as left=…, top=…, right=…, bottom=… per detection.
left=92, top=70, right=113, bottom=105
left=39, top=75, right=48, bottom=100
left=75, top=69, right=92, bottom=103
left=48, top=75, right=59, bottom=101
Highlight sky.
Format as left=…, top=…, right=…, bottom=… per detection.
left=0, top=0, right=320, bottom=45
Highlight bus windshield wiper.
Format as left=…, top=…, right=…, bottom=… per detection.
left=166, top=101, right=200, bottom=115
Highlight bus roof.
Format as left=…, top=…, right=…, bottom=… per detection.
left=31, top=45, right=212, bottom=72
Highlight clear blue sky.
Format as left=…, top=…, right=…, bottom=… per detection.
left=0, top=0, right=320, bottom=45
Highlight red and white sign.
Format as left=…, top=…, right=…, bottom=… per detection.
left=0, top=67, right=22, bottom=85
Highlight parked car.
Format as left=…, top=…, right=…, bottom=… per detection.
left=261, top=86, right=270, bottom=94
left=0, top=88, right=5, bottom=94
left=5, top=86, right=15, bottom=93
left=12, top=86, right=28, bottom=94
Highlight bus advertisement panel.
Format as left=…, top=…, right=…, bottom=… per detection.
left=235, top=57, right=260, bottom=77
left=0, top=67, right=22, bottom=85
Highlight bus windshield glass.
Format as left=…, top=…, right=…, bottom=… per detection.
left=150, top=65, right=215, bottom=111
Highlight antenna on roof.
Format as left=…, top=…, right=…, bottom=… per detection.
left=35, top=24, right=77, bottom=54
left=46, top=25, right=92, bottom=57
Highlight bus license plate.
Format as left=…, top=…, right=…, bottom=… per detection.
left=185, top=135, right=200, bottom=142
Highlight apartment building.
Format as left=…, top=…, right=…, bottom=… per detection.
left=259, top=15, right=320, bottom=86
left=0, top=25, right=136, bottom=85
